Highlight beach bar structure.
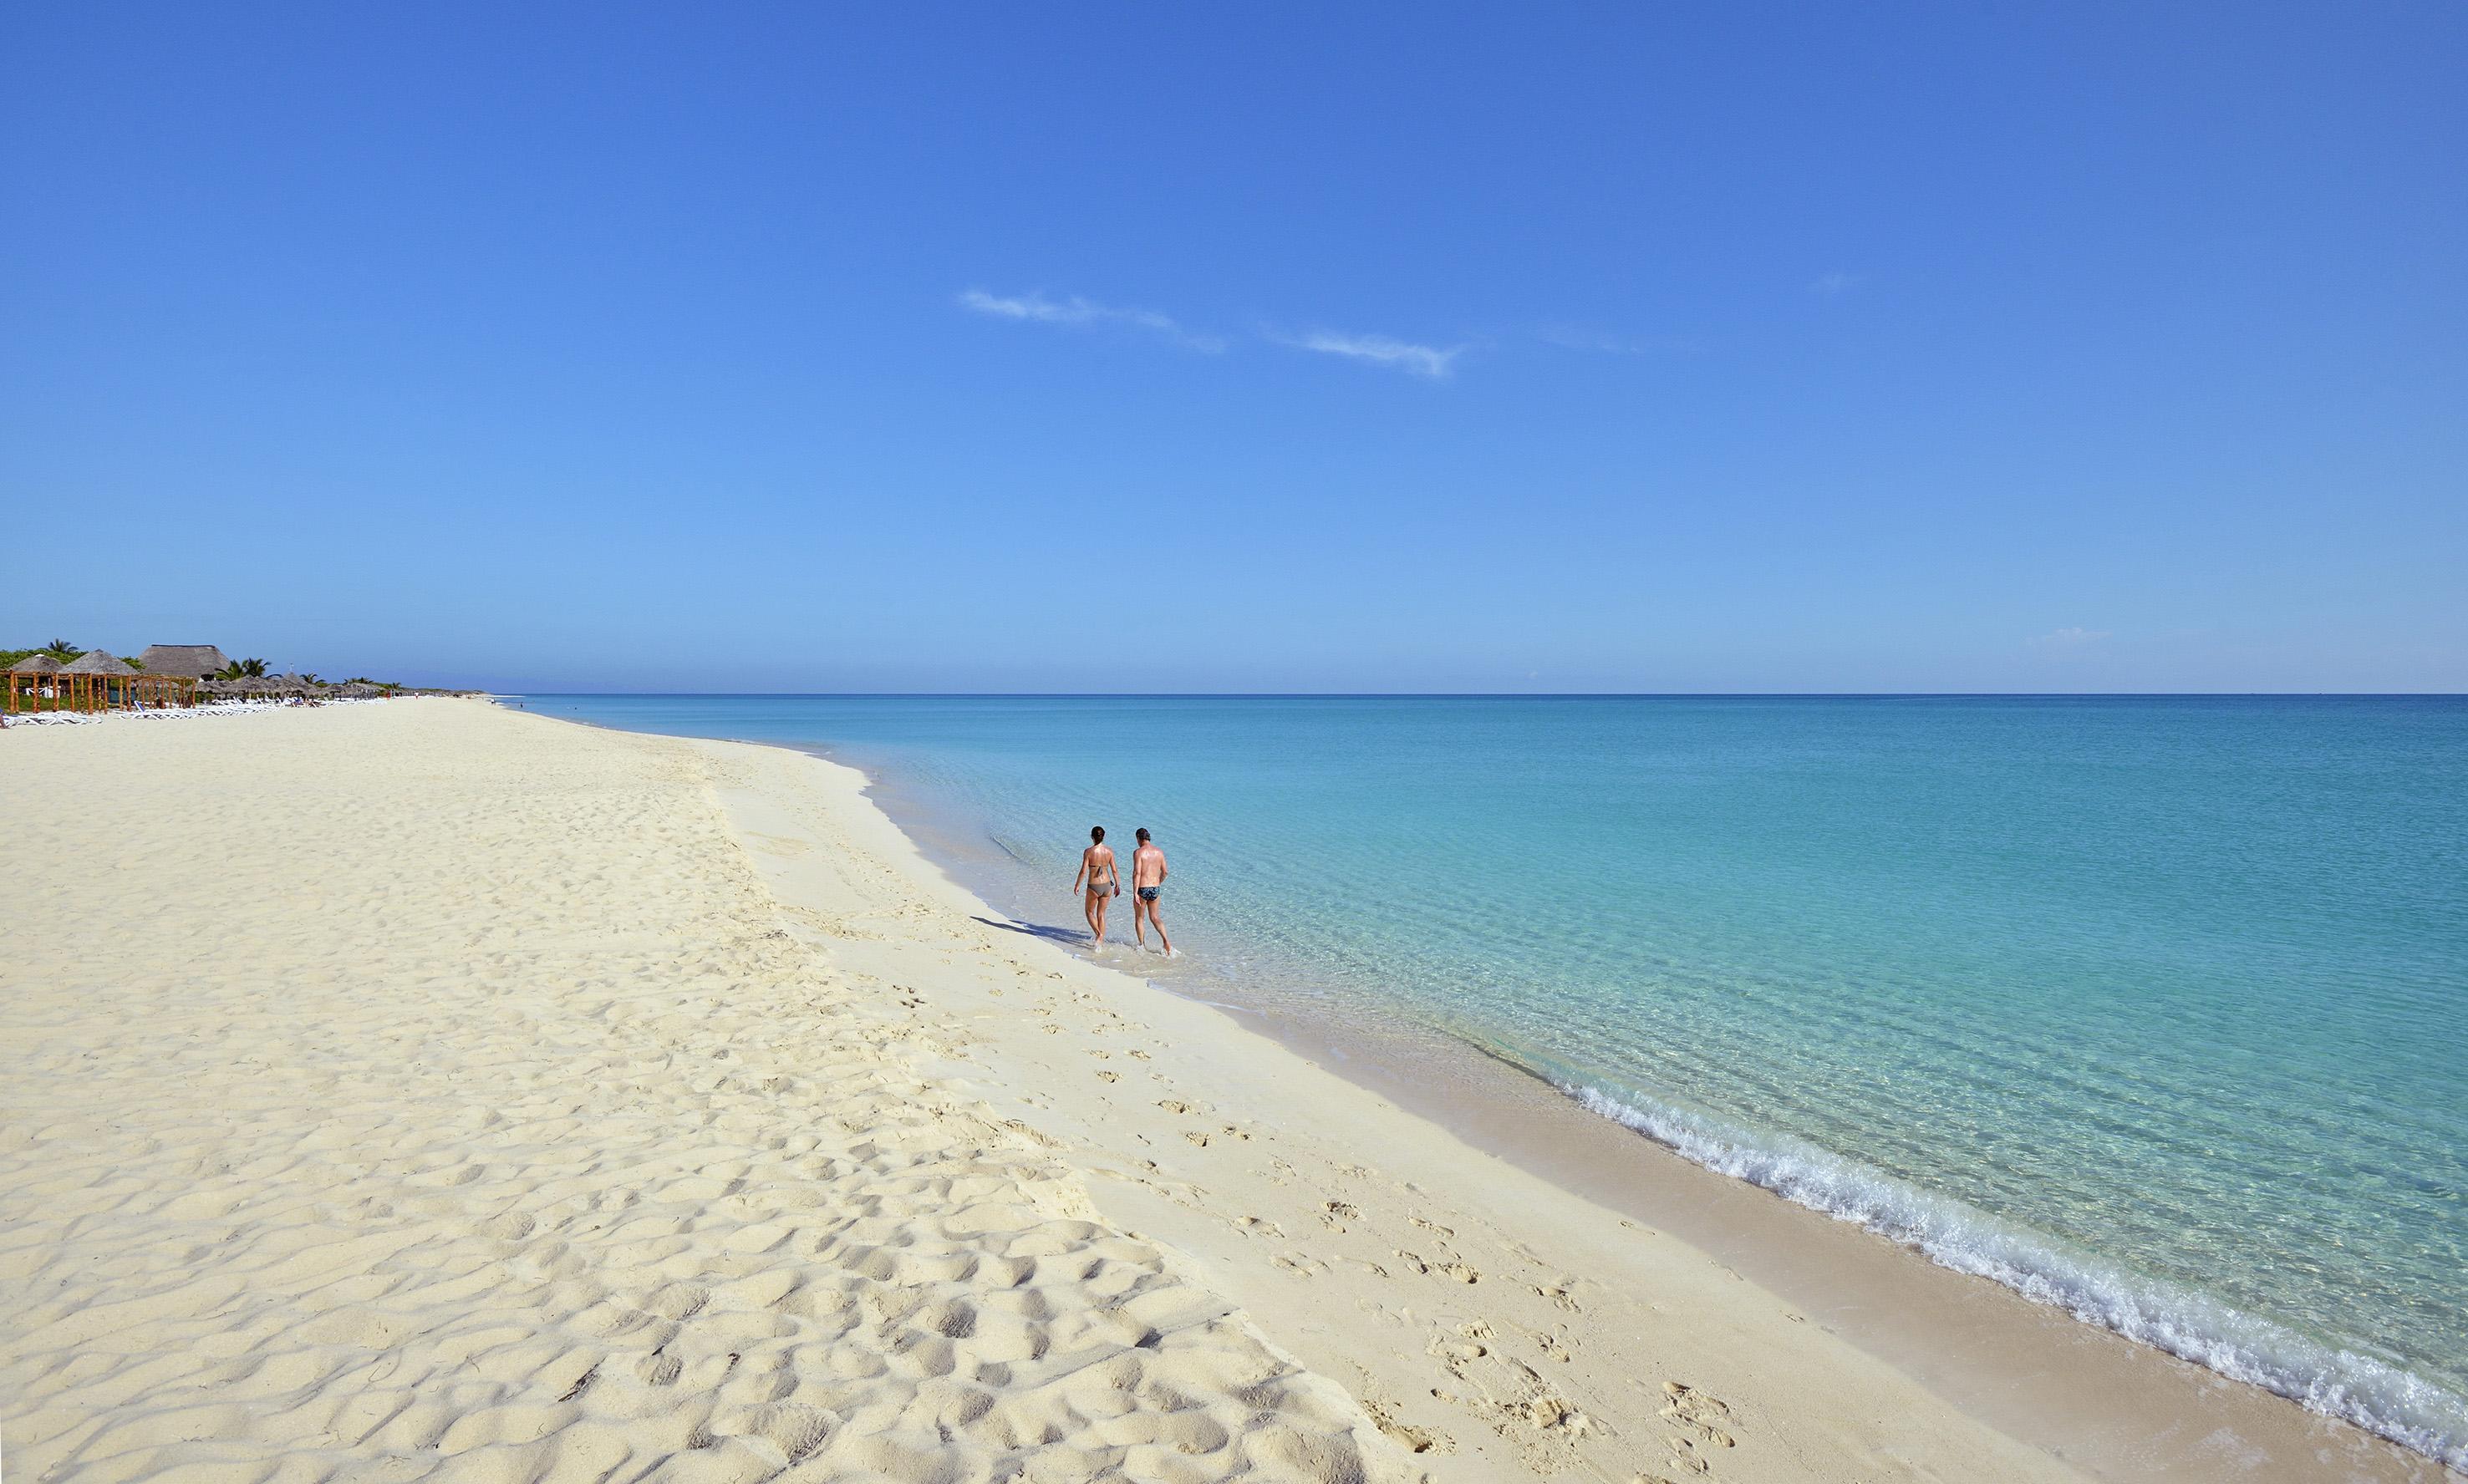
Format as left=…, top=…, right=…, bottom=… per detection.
left=7, top=650, right=199, bottom=714
left=135, top=644, right=233, bottom=679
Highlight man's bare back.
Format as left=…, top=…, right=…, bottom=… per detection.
left=1130, top=830, right=1173, bottom=955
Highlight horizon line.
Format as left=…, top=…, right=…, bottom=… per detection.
left=500, top=690, right=2468, bottom=700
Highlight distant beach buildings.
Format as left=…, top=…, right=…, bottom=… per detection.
left=4, top=640, right=447, bottom=716
left=136, top=643, right=232, bottom=678
left=12, top=648, right=199, bottom=713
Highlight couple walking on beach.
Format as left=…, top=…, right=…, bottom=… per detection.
left=1072, top=826, right=1172, bottom=957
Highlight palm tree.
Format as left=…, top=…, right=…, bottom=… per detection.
left=42, top=638, right=79, bottom=661
left=218, top=658, right=270, bottom=678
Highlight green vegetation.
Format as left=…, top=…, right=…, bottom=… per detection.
left=4, top=640, right=94, bottom=667
left=216, top=658, right=269, bottom=678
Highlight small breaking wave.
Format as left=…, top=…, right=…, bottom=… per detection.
left=1558, top=1077, right=2467, bottom=1470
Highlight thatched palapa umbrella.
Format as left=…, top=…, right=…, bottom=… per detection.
left=135, top=644, right=232, bottom=679
left=6, top=652, right=62, bottom=713
left=59, top=649, right=135, bottom=674
left=53, top=649, right=137, bottom=712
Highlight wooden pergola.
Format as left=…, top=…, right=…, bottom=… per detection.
left=6, top=653, right=199, bottom=714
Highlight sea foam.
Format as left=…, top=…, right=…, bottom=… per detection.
left=1559, top=1077, right=2468, bottom=1469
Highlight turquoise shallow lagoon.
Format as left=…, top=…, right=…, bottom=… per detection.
left=521, top=694, right=2468, bottom=1464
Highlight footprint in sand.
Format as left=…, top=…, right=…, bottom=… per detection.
left=1397, top=1252, right=1480, bottom=1283
left=1524, top=1394, right=1588, bottom=1431
left=1361, top=1396, right=1453, bottom=1456
left=1661, top=1381, right=1737, bottom=1451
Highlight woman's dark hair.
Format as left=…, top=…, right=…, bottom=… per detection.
left=1091, top=826, right=1105, bottom=843
left=1136, top=828, right=1150, bottom=842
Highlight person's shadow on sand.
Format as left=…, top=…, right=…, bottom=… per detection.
left=973, top=915, right=1091, bottom=947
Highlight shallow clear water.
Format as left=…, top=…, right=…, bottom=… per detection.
left=519, top=694, right=2468, bottom=1463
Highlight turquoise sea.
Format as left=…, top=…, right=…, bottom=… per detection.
left=521, top=694, right=2467, bottom=1465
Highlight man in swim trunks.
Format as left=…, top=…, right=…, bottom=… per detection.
left=1072, top=826, right=1119, bottom=953
left=1131, top=828, right=1173, bottom=956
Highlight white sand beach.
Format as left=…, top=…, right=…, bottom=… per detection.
left=1, top=702, right=2444, bottom=1482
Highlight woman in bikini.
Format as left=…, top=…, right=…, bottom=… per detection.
left=1072, top=825, right=1120, bottom=953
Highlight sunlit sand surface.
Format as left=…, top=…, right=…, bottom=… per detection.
left=4, top=702, right=2435, bottom=1482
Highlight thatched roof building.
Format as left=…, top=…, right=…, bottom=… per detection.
left=59, top=649, right=136, bottom=674
left=137, top=644, right=232, bottom=678
left=9, top=648, right=205, bottom=714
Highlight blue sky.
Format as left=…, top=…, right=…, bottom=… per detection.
left=4, top=3, right=2461, bottom=691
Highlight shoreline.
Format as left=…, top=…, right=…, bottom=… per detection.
left=674, top=714, right=2448, bottom=1481
left=737, top=719, right=2460, bottom=1481
left=799, top=728, right=2463, bottom=1478
left=4, top=700, right=2445, bottom=1481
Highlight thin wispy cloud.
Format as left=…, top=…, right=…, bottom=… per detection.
left=1810, top=271, right=1859, bottom=297
left=1281, top=329, right=1465, bottom=379
left=2030, top=626, right=2114, bottom=650
left=957, top=289, right=1223, bottom=352
left=1534, top=323, right=1685, bottom=356
left=963, top=290, right=1469, bottom=379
